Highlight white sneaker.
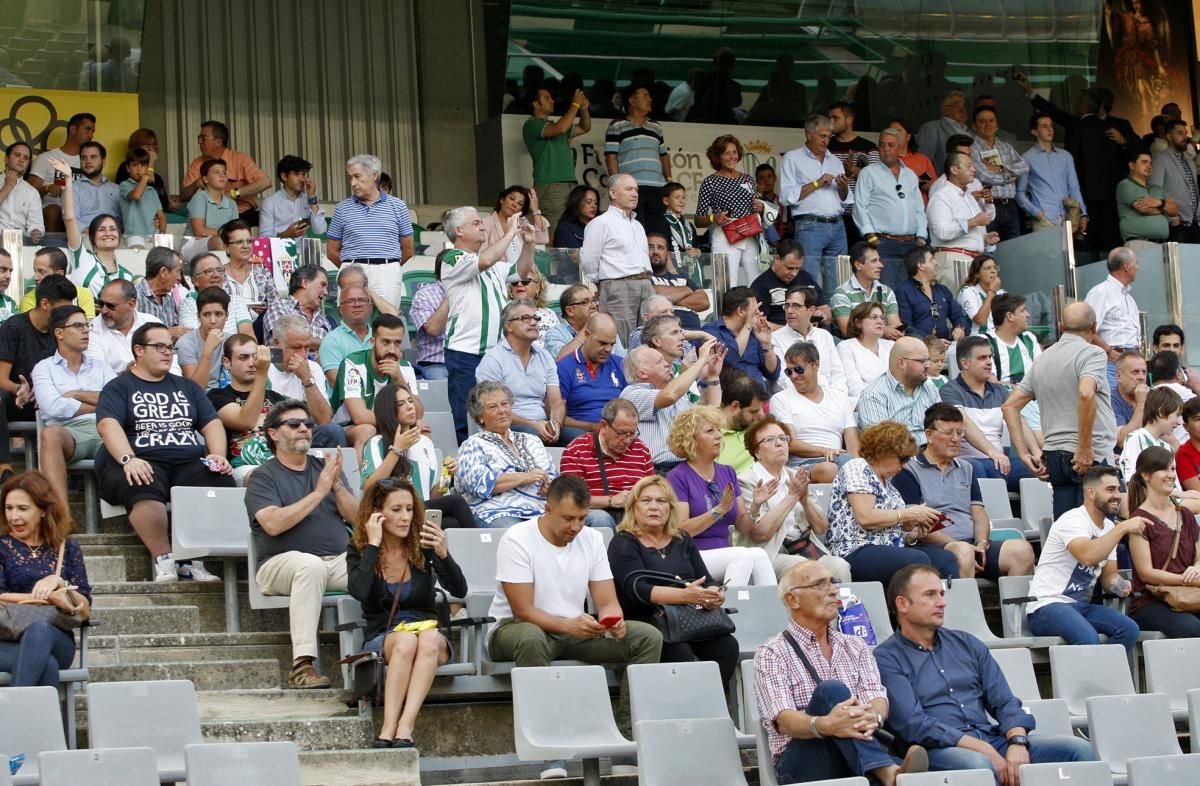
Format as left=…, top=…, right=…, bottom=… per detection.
left=153, top=557, right=179, bottom=582
left=539, top=764, right=568, bottom=779
left=178, top=561, right=220, bottom=582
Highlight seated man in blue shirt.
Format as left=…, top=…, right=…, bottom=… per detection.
left=875, top=564, right=1098, bottom=784
left=1110, top=350, right=1148, bottom=449
left=701, top=286, right=780, bottom=391
left=556, top=313, right=626, bottom=444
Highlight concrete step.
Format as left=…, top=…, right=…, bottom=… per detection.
left=82, top=554, right=126, bottom=583
left=298, top=750, right=420, bottom=786
left=78, top=544, right=151, bottom=581
left=86, top=657, right=281, bottom=690
left=91, top=580, right=288, bottom=633
left=89, top=604, right=201, bottom=635
left=74, top=533, right=143, bottom=547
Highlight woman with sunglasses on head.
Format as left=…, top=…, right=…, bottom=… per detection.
left=484, top=185, right=549, bottom=271
left=362, top=383, right=477, bottom=528
left=347, top=476, right=467, bottom=748
left=506, top=267, right=559, bottom=349
left=48, top=157, right=137, bottom=299
left=895, top=245, right=968, bottom=343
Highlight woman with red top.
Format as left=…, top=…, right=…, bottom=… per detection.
left=888, top=118, right=935, bottom=204
left=1175, top=397, right=1200, bottom=492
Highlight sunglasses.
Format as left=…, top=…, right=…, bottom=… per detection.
left=279, top=418, right=315, bottom=429
left=97, top=299, right=122, bottom=311
left=895, top=183, right=906, bottom=199
left=509, top=278, right=532, bottom=286
left=783, top=366, right=807, bottom=378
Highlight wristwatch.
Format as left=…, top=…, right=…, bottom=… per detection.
left=307, top=196, right=319, bottom=206
left=709, top=508, right=721, bottom=522
left=1007, top=734, right=1029, bottom=747
left=388, top=447, right=405, bottom=458
left=119, top=453, right=134, bottom=465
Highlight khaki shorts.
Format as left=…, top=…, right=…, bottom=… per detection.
left=57, top=416, right=102, bottom=461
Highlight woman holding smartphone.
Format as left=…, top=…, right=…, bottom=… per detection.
left=347, top=477, right=468, bottom=748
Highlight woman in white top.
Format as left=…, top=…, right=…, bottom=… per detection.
left=51, top=157, right=136, bottom=297
left=507, top=267, right=558, bottom=349
left=1120, top=386, right=1183, bottom=485
left=483, top=185, right=550, bottom=271
left=735, top=416, right=852, bottom=582
left=837, top=301, right=895, bottom=402
left=957, top=254, right=1005, bottom=336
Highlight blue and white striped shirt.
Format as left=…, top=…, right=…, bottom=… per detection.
left=326, top=192, right=413, bottom=260
left=604, top=118, right=668, bottom=187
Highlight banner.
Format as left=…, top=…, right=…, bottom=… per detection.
left=1097, top=0, right=1195, bottom=135
left=0, top=88, right=141, bottom=180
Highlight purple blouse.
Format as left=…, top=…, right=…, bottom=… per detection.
left=666, top=462, right=740, bottom=551
left=0, top=536, right=92, bottom=602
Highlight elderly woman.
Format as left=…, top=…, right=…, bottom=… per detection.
left=219, top=219, right=277, bottom=313
left=957, top=254, right=1005, bottom=335
left=608, top=475, right=739, bottom=686
left=507, top=267, right=559, bottom=348
left=0, top=471, right=91, bottom=687
left=484, top=185, right=550, bottom=270
left=826, top=421, right=955, bottom=585
left=665, top=406, right=776, bottom=586
left=694, top=134, right=767, bottom=287
left=836, top=302, right=895, bottom=401
left=736, top=415, right=852, bottom=582
left=455, top=381, right=556, bottom=528
left=553, top=184, right=599, bottom=249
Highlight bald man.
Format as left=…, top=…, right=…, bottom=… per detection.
left=580, top=174, right=655, bottom=344
left=1003, top=302, right=1117, bottom=518
left=557, top=312, right=627, bottom=443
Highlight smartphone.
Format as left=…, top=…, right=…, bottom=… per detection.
left=896, top=323, right=908, bottom=333
left=270, top=347, right=284, bottom=365
left=424, top=510, right=443, bottom=528
left=296, top=218, right=310, bottom=228
left=597, top=615, right=622, bottom=629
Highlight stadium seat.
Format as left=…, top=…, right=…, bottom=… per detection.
left=628, top=660, right=753, bottom=747
left=1049, top=644, right=1135, bottom=724
left=37, top=747, right=158, bottom=786
left=1141, top=637, right=1200, bottom=720
left=170, top=486, right=249, bottom=633
left=1126, top=753, right=1200, bottom=785
left=414, top=378, right=451, bottom=412
left=468, top=593, right=587, bottom=676
left=1019, top=761, right=1113, bottom=786
left=996, top=576, right=1066, bottom=649
left=989, top=646, right=1041, bottom=701
left=445, top=528, right=503, bottom=595
left=843, top=581, right=893, bottom=643
left=1019, top=477, right=1053, bottom=541
left=1086, top=693, right=1181, bottom=780
left=511, top=665, right=636, bottom=786
left=896, top=770, right=994, bottom=785
left=0, top=623, right=92, bottom=748
left=1189, top=688, right=1200, bottom=752
left=308, top=446, right=360, bottom=496
left=86, top=680, right=204, bottom=782
left=808, top=483, right=833, bottom=515
left=184, top=742, right=302, bottom=786
left=634, top=717, right=749, bottom=786
left=0, top=756, right=10, bottom=786
left=1022, top=698, right=1075, bottom=738
left=943, top=579, right=1007, bottom=646
left=729, top=584, right=790, bottom=659
left=246, top=533, right=346, bottom=622
left=546, top=445, right=564, bottom=471
left=425, top=410, right=459, bottom=461
left=978, top=477, right=1024, bottom=531
left=36, top=412, right=98, bottom=533
left=0, top=686, right=66, bottom=786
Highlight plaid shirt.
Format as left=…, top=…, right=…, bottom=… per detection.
left=135, top=278, right=180, bottom=327
left=754, top=619, right=888, bottom=762
left=263, top=296, right=335, bottom=346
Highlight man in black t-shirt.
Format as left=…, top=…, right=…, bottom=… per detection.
left=750, top=240, right=828, bottom=328
left=647, top=230, right=709, bottom=330
left=95, top=322, right=235, bottom=582
left=0, top=274, right=75, bottom=480
left=828, top=101, right=879, bottom=247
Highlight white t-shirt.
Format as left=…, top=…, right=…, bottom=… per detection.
left=487, top=518, right=612, bottom=642
left=769, top=386, right=855, bottom=451
left=30, top=147, right=79, bottom=207
left=1028, top=506, right=1115, bottom=613
left=267, top=360, right=330, bottom=401
left=770, top=325, right=847, bottom=396
left=1118, top=427, right=1176, bottom=486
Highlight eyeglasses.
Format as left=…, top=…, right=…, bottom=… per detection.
left=60, top=322, right=89, bottom=331
left=194, top=267, right=223, bottom=277
left=783, top=366, right=807, bottom=378
left=756, top=434, right=789, bottom=447
left=279, top=418, right=315, bottom=430
left=930, top=426, right=966, bottom=438
left=509, top=278, right=532, bottom=286
left=902, top=357, right=932, bottom=366
left=137, top=342, right=176, bottom=354
left=506, top=314, right=541, bottom=324
left=227, top=239, right=253, bottom=246
left=96, top=299, right=121, bottom=311
left=197, top=134, right=217, bottom=142
left=783, top=302, right=810, bottom=310
left=567, top=297, right=600, bottom=308
left=377, top=477, right=415, bottom=491
left=895, top=183, right=906, bottom=200
left=341, top=298, right=371, bottom=307
left=789, top=578, right=840, bottom=592
left=603, top=422, right=639, bottom=439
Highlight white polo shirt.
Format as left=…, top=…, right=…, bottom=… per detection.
left=1084, top=274, right=1141, bottom=350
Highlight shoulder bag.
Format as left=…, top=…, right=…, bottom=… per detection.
left=626, top=568, right=736, bottom=644
left=1147, top=516, right=1200, bottom=612
left=721, top=213, right=763, bottom=244
left=0, top=541, right=85, bottom=641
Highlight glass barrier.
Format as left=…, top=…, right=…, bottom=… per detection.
left=1174, top=244, right=1200, bottom=368
left=991, top=225, right=1071, bottom=344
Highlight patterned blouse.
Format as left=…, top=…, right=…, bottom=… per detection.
left=696, top=172, right=757, bottom=220
left=456, top=430, right=557, bottom=525
left=825, top=458, right=906, bottom=558
left=0, top=536, right=92, bottom=603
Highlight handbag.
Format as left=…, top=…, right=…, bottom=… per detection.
left=0, top=541, right=85, bottom=641
left=1147, top=518, right=1200, bottom=612
left=626, top=568, right=736, bottom=645
left=721, top=213, right=763, bottom=244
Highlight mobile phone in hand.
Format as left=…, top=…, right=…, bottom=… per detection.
left=270, top=347, right=284, bottom=365
left=598, top=615, right=622, bottom=629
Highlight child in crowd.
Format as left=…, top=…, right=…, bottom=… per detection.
left=186, top=159, right=240, bottom=249
left=118, top=147, right=166, bottom=236
left=379, top=172, right=393, bottom=195
left=661, top=181, right=699, bottom=276
left=925, top=335, right=948, bottom=388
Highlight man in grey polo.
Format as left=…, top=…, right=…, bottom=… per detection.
left=475, top=297, right=564, bottom=445
left=1003, top=301, right=1117, bottom=520
left=581, top=174, right=655, bottom=344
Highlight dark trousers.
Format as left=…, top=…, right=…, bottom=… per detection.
left=1130, top=597, right=1200, bottom=638
left=842, top=213, right=862, bottom=248
left=1169, top=222, right=1200, bottom=244
left=1084, top=199, right=1120, bottom=257
left=775, top=680, right=899, bottom=783
left=988, top=199, right=1023, bottom=242
left=0, top=620, right=75, bottom=688
left=426, top=493, right=480, bottom=529
left=1043, top=450, right=1108, bottom=520
left=637, top=185, right=666, bottom=230
left=0, top=389, right=35, bottom=463
left=446, top=349, right=483, bottom=445
left=661, top=633, right=740, bottom=688
left=875, top=237, right=917, bottom=292
left=844, top=544, right=959, bottom=588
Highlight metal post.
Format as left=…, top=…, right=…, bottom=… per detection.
left=223, top=559, right=241, bottom=633
left=300, top=237, right=323, bottom=269
left=710, top=252, right=729, bottom=318
left=952, top=257, right=971, bottom=293
left=1061, top=220, right=1078, bottom=301
left=1139, top=311, right=1151, bottom=357
left=1051, top=284, right=1065, bottom=341
left=1163, top=242, right=1184, bottom=330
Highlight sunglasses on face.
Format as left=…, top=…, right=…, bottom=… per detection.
left=97, top=299, right=122, bottom=311
left=279, top=418, right=315, bottom=429
left=510, top=278, right=532, bottom=286
left=783, top=366, right=807, bottom=378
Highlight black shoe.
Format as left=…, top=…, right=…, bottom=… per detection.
left=391, top=738, right=415, bottom=749
left=371, top=737, right=394, bottom=749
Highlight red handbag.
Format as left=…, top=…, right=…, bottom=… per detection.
left=721, top=213, right=763, bottom=243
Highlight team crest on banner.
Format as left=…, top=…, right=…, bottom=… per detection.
left=250, top=238, right=300, bottom=293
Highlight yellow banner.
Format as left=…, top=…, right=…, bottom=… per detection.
left=0, top=88, right=140, bottom=179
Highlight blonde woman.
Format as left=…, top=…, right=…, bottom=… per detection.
left=507, top=266, right=559, bottom=347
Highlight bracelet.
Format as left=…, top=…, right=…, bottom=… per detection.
left=811, top=716, right=824, bottom=739
left=146, top=167, right=155, bottom=174
left=302, top=379, right=315, bottom=388
left=307, top=196, right=319, bottom=206
left=571, top=102, right=581, bottom=109
left=811, top=179, right=820, bottom=189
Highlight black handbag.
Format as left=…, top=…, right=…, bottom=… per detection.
left=625, top=568, right=736, bottom=645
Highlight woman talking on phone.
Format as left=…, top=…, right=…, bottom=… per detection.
left=347, top=477, right=467, bottom=748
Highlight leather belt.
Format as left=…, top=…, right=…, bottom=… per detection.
left=602, top=272, right=650, bottom=282
left=346, top=258, right=399, bottom=265
left=934, top=247, right=980, bottom=257
left=795, top=214, right=841, bottom=223
left=992, top=197, right=1015, bottom=205
left=878, top=233, right=918, bottom=241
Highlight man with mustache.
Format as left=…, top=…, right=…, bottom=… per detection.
left=329, top=314, right=418, bottom=448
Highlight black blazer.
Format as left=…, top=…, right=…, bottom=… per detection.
left=346, top=543, right=468, bottom=641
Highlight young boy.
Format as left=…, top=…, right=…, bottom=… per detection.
left=118, top=147, right=166, bottom=236
left=924, top=335, right=948, bottom=388
left=661, top=181, right=699, bottom=274
left=177, top=287, right=232, bottom=391
left=187, top=159, right=239, bottom=246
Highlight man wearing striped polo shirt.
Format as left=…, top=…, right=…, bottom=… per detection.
left=440, top=206, right=530, bottom=443
left=605, top=85, right=671, bottom=228
left=326, top=154, right=414, bottom=310
left=559, top=398, right=652, bottom=529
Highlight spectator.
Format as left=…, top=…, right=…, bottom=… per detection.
left=476, top=298, right=563, bottom=444
left=580, top=174, right=654, bottom=344
left=604, top=85, right=671, bottom=228
left=837, top=302, right=895, bottom=403
left=245, top=400, right=356, bottom=688
left=888, top=117, right=936, bottom=202
left=622, top=343, right=723, bottom=472
left=985, top=293, right=1040, bottom=385
left=545, top=284, right=602, bottom=360
left=609, top=475, right=739, bottom=686
left=266, top=315, right=336, bottom=425
left=825, top=421, right=956, bottom=584
left=917, top=90, right=970, bottom=174
left=114, top=128, right=172, bottom=211
left=755, top=163, right=791, bottom=241
left=219, top=221, right=277, bottom=313
left=853, top=128, right=928, bottom=291
left=524, top=84, right=590, bottom=238
left=359, top=384, right=474, bottom=530
left=406, top=271, right=447, bottom=383
left=648, top=231, right=709, bottom=330
left=928, top=134, right=996, bottom=223
left=0, top=250, right=14, bottom=323
left=665, top=68, right=701, bottom=121
left=970, top=106, right=1029, bottom=241
left=1150, top=119, right=1200, bottom=243
left=27, top=112, right=93, bottom=233
left=319, top=283, right=373, bottom=385
left=1151, top=324, right=1200, bottom=396
left=753, top=560, right=928, bottom=786
left=894, top=404, right=1035, bottom=580
left=772, top=341, right=858, bottom=482
left=0, top=275, right=76, bottom=480
left=96, top=322, right=235, bottom=581
left=486, top=475, right=662, bottom=777
left=347, top=476, right=466, bottom=747
left=0, top=142, right=44, bottom=241
left=1117, top=150, right=1175, bottom=246
left=506, top=268, right=559, bottom=348
left=117, top=146, right=165, bottom=236
left=778, top=113, right=848, bottom=291
left=896, top=246, right=968, bottom=343
left=1025, top=465, right=1142, bottom=655
left=694, top=134, right=769, bottom=286
left=875, top=565, right=1098, bottom=779
left=752, top=240, right=826, bottom=329
left=50, top=157, right=136, bottom=298
left=440, top=206, right=528, bottom=443
left=179, top=120, right=270, bottom=222
left=928, top=153, right=1000, bottom=286
left=1084, top=247, right=1142, bottom=392
left=134, top=247, right=186, bottom=334
left=552, top=184, right=599, bottom=250
left=661, top=181, right=700, bottom=269
left=485, top=186, right=550, bottom=274
left=0, top=471, right=91, bottom=687
left=665, top=406, right=776, bottom=586
left=32, top=304, right=115, bottom=504
left=702, top=286, right=780, bottom=390
left=1111, top=350, right=1149, bottom=447
left=1127, top=446, right=1200, bottom=637
left=559, top=398, right=653, bottom=529
left=86, top=279, right=180, bottom=376
left=258, top=155, right=327, bottom=239
left=827, top=101, right=878, bottom=248
left=557, top=313, right=625, bottom=443
left=957, top=254, right=1004, bottom=335
left=329, top=312, right=417, bottom=440
left=263, top=265, right=335, bottom=348
left=1017, top=112, right=1088, bottom=234
left=1147, top=350, right=1195, bottom=444
left=177, top=287, right=231, bottom=390
left=18, top=247, right=95, bottom=319
left=737, top=415, right=852, bottom=581
left=1118, top=387, right=1182, bottom=485
left=186, top=158, right=240, bottom=248
left=830, top=241, right=903, bottom=340
left=925, top=337, right=949, bottom=388
left=1179, top=398, right=1200, bottom=493
left=770, top=284, right=845, bottom=395
left=717, top=370, right=768, bottom=473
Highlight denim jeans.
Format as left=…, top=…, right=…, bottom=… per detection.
left=311, top=422, right=348, bottom=449
left=775, top=680, right=899, bottom=783
left=585, top=509, right=617, bottom=529
left=794, top=218, right=848, bottom=292
left=0, top=620, right=76, bottom=687
left=416, top=362, right=448, bottom=381
left=1027, top=600, right=1141, bottom=655
left=446, top=349, right=483, bottom=444
left=966, top=452, right=1034, bottom=494
left=482, top=515, right=525, bottom=529
left=875, top=237, right=917, bottom=292
left=1043, top=451, right=1109, bottom=520
left=844, top=543, right=959, bottom=587
left=927, top=731, right=1097, bottom=784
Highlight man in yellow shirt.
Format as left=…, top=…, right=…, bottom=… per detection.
left=18, top=247, right=96, bottom=318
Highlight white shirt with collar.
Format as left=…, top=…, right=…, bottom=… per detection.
left=580, top=205, right=651, bottom=282
left=1084, top=274, right=1141, bottom=350
left=927, top=180, right=988, bottom=251
left=86, top=310, right=183, bottom=376
left=770, top=324, right=847, bottom=396
left=0, top=179, right=44, bottom=236
left=779, top=144, right=846, bottom=217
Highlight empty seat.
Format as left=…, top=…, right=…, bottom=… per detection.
left=990, top=647, right=1041, bottom=701
left=739, top=659, right=779, bottom=786
left=1142, top=637, right=1200, bottom=719
left=1126, top=753, right=1200, bottom=785
left=1189, top=688, right=1200, bottom=752
left=628, top=661, right=752, bottom=747
left=86, top=680, right=203, bottom=782
left=445, top=528, right=502, bottom=595
left=1019, top=478, right=1053, bottom=541
left=843, top=581, right=893, bottom=643
left=0, top=686, right=66, bottom=786
left=996, top=576, right=1066, bottom=648
left=897, top=770, right=994, bottom=785
left=1022, top=698, right=1074, bottom=738
left=1050, top=645, right=1135, bottom=722
left=729, top=584, right=790, bottom=658
left=1087, top=693, right=1180, bottom=778
left=425, top=411, right=458, bottom=460
left=184, top=741, right=302, bottom=786
left=634, top=717, right=748, bottom=786
left=546, top=446, right=564, bottom=471
left=511, top=666, right=636, bottom=786
left=37, top=747, right=158, bottom=786
left=0, top=756, right=10, bottom=786
left=978, top=477, right=1023, bottom=530
left=170, top=486, right=249, bottom=633
left=1019, top=761, right=1113, bottom=786
left=943, top=579, right=1006, bottom=646
left=808, top=483, right=833, bottom=515
left=414, top=378, right=451, bottom=412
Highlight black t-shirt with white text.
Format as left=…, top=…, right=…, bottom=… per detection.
left=96, top=372, right=219, bottom=463
left=751, top=267, right=824, bottom=324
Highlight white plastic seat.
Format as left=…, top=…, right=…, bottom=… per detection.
left=843, top=581, right=893, bottom=643
left=86, top=680, right=203, bottom=782
left=424, top=411, right=458, bottom=461
left=634, top=717, right=748, bottom=786
left=808, top=483, right=833, bottom=515
left=0, top=756, right=10, bottom=786
left=469, top=593, right=585, bottom=676
left=1086, top=693, right=1181, bottom=779
left=1188, top=688, right=1200, bottom=752
left=0, top=686, right=66, bottom=786
left=897, top=770, right=995, bottom=785
left=1050, top=644, right=1135, bottom=723
left=445, top=528, right=503, bottom=595
left=184, top=741, right=302, bottom=786
left=628, top=661, right=752, bottom=747
left=1019, top=477, right=1053, bottom=541
left=511, top=665, right=635, bottom=786
left=246, top=532, right=346, bottom=615
left=728, top=584, right=790, bottom=658
left=545, top=446, right=564, bottom=471
left=170, top=486, right=249, bottom=632
left=414, top=378, right=451, bottom=412
left=1021, top=698, right=1074, bottom=738
left=943, top=579, right=1007, bottom=646
left=1126, top=753, right=1200, bottom=785
left=1142, top=637, right=1200, bottom=720
left=989, top=647, right=1041, bottom=701
left=996, top=575, right=1067, bottom=648
left=37, top=747, right=158, bottom=786
left=978, top=477, right=1023, bottom=530
left=1019, top=761, right=1113, bottom=786
left=307, top=446, right=360, bottom=496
